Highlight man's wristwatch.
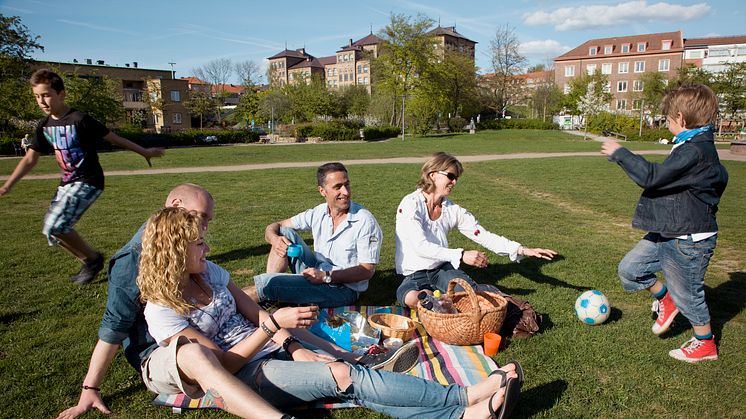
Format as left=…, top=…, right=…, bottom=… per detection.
left=323, top=271, right=332, bottom=283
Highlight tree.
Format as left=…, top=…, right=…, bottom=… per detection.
left=0, top=14, right=44, bottom=136
left=427, top=49, right=479, bottom=120
left=284, top=75, right=335, bottom=122
left=193, top=58, right=233, bottom=123
left=526, top=64, right=546, bottom=73
left=635, top=71, right=669, bottom=123
left=57, top=68, right=124, bottom=126
left=335, top=85, right=370, bottom=117
left=713, top=62, right=746, bottom=127
left=184, top=90, right=215, bottom=129
left=530, top=81, right=563, bottom=122
left=563, top=71, right=611, bottom=115
left=486, top=24, right=527, bottom=118
left=672, top=64, right=713, bottom=87
left=258, top=89, right=290, bottom=129
left=235, top=60, right=261, bottom=87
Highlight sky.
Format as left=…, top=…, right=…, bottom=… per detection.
left=3, top=0, right=743, bottom=83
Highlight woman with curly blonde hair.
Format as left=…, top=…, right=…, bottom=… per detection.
left=138, top=207, right=523, bottom=419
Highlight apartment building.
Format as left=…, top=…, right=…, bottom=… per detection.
left=31, top=60, right=190, bottom=132
left=429, top=26, right=476, bottom=60
left=683, top=35, right=746, bottom=73
left=554, top=31, right=683, bottom=114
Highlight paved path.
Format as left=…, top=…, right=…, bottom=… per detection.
left=4, top=149, right=744, bottom=181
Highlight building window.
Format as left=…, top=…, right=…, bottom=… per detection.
left=604, top=45, right=613, bottom=54
left=589, top=47, right=597, bottom=56
left=618, top=62, right=629, bottom=73
left=565, top=65, right=575, bottom=77
left=617, top=81, right=628, bottom=92
left=616, top=99, right=627, bottom=110
left=621, top=43, right=630, bottom=53
left=173, top=112, right=182, bottom=124
left=637, top=42, right=646, bottom=52
left=633, top=80, right=644, bottom=91
left=357, top=65, right=362, bottom=73
left=634, top=61, right=645, bottom=73
left=364, top=77, right=368, bottom=84
left=687, top=50, right=704, bottom=59
left=364, top=65, right=369, bottom=73
left=709, top=48, right=729, bottom=57
left=632, top=99, right=643, bottom=110
left=586, top=64, right=597, bottom=75
left=662, top=40, right=672, bottom=50
left=658, top=59, right=670, bottom=71
left=170, top=91, right=180, bottom=102
left=601, top=63, right=612, bottom=74
left=338, top=74, right=342, bottom=82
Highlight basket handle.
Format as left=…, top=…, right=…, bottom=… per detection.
left=446, top=277, right=482, bottom=322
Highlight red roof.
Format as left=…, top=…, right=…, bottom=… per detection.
left=180, top=76, right=207, bottom=85
left=685, top=35, right=746, bottom=48
left=318, top=55, right=337, bottom=66
left=289, top=57, right=324, bottom=70
left=352, top=33, right=381, bottom=46
left=212, top=84, right=244, bottom=94
left=556, top=31, right=682, bottom=61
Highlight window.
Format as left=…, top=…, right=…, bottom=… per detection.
left=621, top=43, right=630, bottom=53
left=170, top=91, right=180, bottom=102
left=633, top=80, right=644, bottom=91
left=364, top=65, right=369, bottom=73
left=338, top=74, right=342, bottom=82
left=589, top=47, right=597, bottom=56
left=618, top=62, right=629, bottom=73
left=565, top=65, right=575, bottom=77
left=357, top=65, right=362, bottom=73
left=634, top=61, right=645, bottom=73
left=662, top=40, right=672, bottom=50
left=637, top=42, right=646, bottom=52
left=172, top=112, right=182, bottom=124
left=616, top=99, right=627, bottom=110
left=658, top=59, right=670, bottom=71
left=633, top=99, right=643, bottom=110
left=709, top=48, right=729, bottom=57
left=563, top=84, right=570, bottom=94
left=364, top=77, right=368, bottom=84
left=333, top=68, right=338, bottom=76
left=737, top=48, right=746, bottom=56
left=617, top=81, right=628, bottom=92
left=343, top=73, right=348, bottom=82
left=687, top=50, right=704, bottom=59
left=586, top=64, right=597, bottom=75
left=357, top=76, right=362, bottom=84
left=604, top=45, right=613, bottom=54
left=603, top=81, right=611, bottom=93
left=602, top=63, right=612, bottom=74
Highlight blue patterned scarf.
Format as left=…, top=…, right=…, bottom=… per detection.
left=673, top=124, right=714, bottom=144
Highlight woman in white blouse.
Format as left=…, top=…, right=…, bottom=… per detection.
left=395, top=152, right=557, bottom=308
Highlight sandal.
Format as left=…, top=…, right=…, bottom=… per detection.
left=504, top=360, right=525, bottom=384
left=487, top=377, right=520, bottom=419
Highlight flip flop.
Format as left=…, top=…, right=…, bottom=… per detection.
left=504, top=360, right=525, bottom=384
left=488, top=369, right=509, bottom=388
left=487, top=377, right=521, bottom=419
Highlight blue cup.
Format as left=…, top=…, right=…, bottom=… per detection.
left=287, top=244, right=302, bottom=258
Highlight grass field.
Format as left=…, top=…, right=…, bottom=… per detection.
left=0, top=130, right=743, bottom=418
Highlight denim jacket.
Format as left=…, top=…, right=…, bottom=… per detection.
left=610, top=131, right=728, bottom=236
left=97, top=224, right=157, bottom=372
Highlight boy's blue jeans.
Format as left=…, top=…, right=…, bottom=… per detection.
left=253, top=227, right=358, bottom=308
left=618, top=232, right=716, bottom=327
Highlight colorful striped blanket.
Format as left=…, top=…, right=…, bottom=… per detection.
left=153, top=305, right=497, bottom=412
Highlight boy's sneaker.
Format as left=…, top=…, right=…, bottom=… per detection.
left=651, top=292, right=679, bottom=335
left=358, top=340, right=420, bottom=373
left=70, top=252, right=104, bottom=285
left=669, top=337, right=718, bottom=363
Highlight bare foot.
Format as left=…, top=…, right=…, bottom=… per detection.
left=463, top=386, right=505, bottom=419
left=466, top=364, right=517, bottom=405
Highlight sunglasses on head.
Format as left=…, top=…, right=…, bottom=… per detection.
left=436, top=170, right=458, bottom=181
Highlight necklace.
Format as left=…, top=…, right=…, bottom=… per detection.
left=189, top=275, right=212, bottom=304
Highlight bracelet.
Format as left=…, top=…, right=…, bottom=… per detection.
left=282, top=336, right=301, bottom=353
left=268, top=313, right=281, bottom=331
left=82, top=385, right=101, bottom=391
left=260, top=322, right=276, bottom=338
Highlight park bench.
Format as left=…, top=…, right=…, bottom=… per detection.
left=602, top=130, right=627, bottom=141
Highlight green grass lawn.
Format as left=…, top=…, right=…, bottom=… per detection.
left=0, top=132, right=743, bottom=418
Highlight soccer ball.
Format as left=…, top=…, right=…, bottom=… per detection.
left=575, top=290, right=610, bottom=325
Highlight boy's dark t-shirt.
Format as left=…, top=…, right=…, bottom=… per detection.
left=29, top=108, right=110, bottom=190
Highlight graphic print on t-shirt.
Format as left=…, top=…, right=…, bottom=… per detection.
left=43, top=124, right=85, bottom=183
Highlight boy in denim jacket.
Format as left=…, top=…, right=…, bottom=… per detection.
left=601, top=84, right=728, bottom=363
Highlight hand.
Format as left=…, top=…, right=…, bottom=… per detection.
left=520, top=247, right=558, bottom=260
left=272, top=306, right=318, bottom=329
left=601, top=141, right=621, bottom=156
left=143, top=147, right=165, bottom=167
left=56, top=389, right=110, bottom=419
left=271, top=235, right=291, bottom=258
left=0, top=186, right=9, bottom=196
left=462, top=250, right=488, bottom=268
left=301, top=267, right=324, bottom=284
left=291, top=347, right=335, bottom=362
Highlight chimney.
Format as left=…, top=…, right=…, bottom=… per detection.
left=125, top=63, right=130, bottom=67
left=133, top=61, right=138, bottom=68
left=97, top=60, right=105, bottom=65
left=349, top=38, right=353, bottom=47
left=86, top=58, right=92, bottom=65
left=73, top=59, right=78, bottom=63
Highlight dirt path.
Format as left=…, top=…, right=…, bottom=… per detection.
left=5, top=149, right=745, bottom=181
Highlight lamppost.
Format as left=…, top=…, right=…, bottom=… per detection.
left=168, top=62, right=176, bottom=79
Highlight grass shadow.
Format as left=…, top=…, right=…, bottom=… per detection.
left=518, top=379, right=569, bottom=417
left=0, top=309, right=40, bottom=324
left=471, top=255, right=588, bottom=296
left=210, top=244, right=272, bottom=264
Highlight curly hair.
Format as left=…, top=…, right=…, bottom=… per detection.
left=416, top=152, right=464, bottom=193
left=137, top=207, right=201, bottom=315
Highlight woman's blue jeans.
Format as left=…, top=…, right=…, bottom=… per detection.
left=235, top=357, right=468, bottom=419
left=618, top=232, right=716, bottom=326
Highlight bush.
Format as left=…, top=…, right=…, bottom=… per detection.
left=477, top=118, right=558, bottom=130
left=447, top=117, right=467, bottom=133
left=363, top=125, right=401, bottom=141
left=111, top=128, right=260, bottom=148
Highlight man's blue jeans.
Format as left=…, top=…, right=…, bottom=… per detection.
left=254, top=227, right=358, bottom=308
left=236, top=357, right=468, bottom=418
left=618, top=232, right=716, bottom=326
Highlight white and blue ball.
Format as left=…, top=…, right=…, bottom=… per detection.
left=575, top=290, right=610, bottom=325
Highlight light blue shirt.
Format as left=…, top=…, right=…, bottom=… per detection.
left=291, top=201, right=382, bottom=292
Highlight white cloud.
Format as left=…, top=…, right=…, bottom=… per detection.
left=520, top=39, right=571, bottom=57
left=523, top=1, right=711, bottom=31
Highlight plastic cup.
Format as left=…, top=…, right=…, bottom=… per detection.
left=483, top=332, right=502, bottom=356
left=287, top=244, right=302, bottom=258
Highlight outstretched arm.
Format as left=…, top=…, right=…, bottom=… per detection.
left=103, top=132, right=164, bottom=167
left=0, top=149, right=40, bottom=196
left=56, top=340, right=119, bottom=419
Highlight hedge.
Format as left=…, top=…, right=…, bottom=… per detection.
left=477, top=118, right=558, bottom=130
left=293, top=121, right=400, bottom=142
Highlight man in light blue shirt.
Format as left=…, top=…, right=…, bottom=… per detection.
left=249, top=162, right=382, bottom=308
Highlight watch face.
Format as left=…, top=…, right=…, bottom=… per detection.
left=324, top=272, right=332, bottom=283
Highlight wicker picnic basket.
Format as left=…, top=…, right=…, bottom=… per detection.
left=367, top=313, right=417, bottom=341
left=416, top=278, right=508, bottom=345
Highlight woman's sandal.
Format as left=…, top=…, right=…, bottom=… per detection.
left=504, top=360, right=524, bottom=384
left=487, top=377, right=520, bottom=419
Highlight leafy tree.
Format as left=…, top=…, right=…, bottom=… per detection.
left=563, top=71, right=611, bottom=115
left=0, top=14, right=44, bottom=136
left=486, top=24, right=527, bottom=117
left=184, top=90, right=215, bottom=129
left=426, top=49, right=479, bottom=120
left=526, top=64, right=546, bottom=73
left=712, top=62, right=746, bottom=125
left=193, top=58, right=233, bottom=123
left=258, top=89, right=290, bottom=128
left=284, top=75, right=335, bottom=122
left=234, top=88, right=260, bottom=126
left=635, top=71, right=669, bottom=122
left=530, top=82, right=563, bottom=122
left=672, top=64, right=713, bottom=87
left=58, top=68, right=124, bottom=126
left=335, top=85, right=370, bottom=117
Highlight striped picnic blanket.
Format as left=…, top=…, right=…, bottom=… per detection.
left=153, top=305, right=497, bottom=412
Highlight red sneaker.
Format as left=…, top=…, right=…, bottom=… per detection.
left=669, top=337, right=718, bottom=363
left=651, top=292, right=679, bottom=335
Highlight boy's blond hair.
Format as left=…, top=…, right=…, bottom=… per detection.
left=661, top=84, right=718, bottom=128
